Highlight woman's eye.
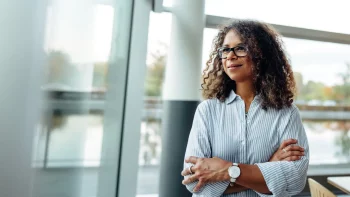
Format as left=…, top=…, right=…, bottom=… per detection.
left=222, top=48, right=230, bottom=52
left=236, top=46, right=245, bottom=51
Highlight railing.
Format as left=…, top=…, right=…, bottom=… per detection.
left=43, top=91, right=350, bottom=120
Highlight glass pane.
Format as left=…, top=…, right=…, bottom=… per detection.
left=205, top=0, right=350, bottom=34
left=33, top=113, right=103, bottom=168
left=284, top=37, right=350, bottom=165
left=136, top=12, right=171, bottom=196
left=31, top=0, right=133, bottom=196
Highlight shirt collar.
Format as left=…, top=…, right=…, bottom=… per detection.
left=225, top=90, right=238, bottom=105
left=225, top=90, right=262, bottom=105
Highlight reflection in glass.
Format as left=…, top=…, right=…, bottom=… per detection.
left=31, top=0, right=120, bottom=197
left=34, top=113, right=103, bottom=167
left=306, top=121, right=350, bottom=165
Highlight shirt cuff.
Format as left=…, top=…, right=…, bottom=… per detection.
left=255, top=162, right=288, bottom=197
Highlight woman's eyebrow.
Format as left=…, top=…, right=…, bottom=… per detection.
left=221, top=43, right=244, bottom=47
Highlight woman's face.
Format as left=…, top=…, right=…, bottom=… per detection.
left=221, top=30, right=254, bottom=83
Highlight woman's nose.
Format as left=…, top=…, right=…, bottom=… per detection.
left=226, top=51, right=237, bottom=60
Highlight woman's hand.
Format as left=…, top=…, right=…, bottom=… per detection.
left=181, top=139, right=304, bottom=192
left=269, top=139, right=304, bottom=162
left=181, top=156, right=232, bottom=192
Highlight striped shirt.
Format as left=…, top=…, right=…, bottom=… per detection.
left=184, top=90, right=309, bottom=197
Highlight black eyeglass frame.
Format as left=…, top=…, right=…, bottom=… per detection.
left=217, top=46, right=249, bottom=59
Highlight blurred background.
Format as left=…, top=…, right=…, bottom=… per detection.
left=1, top=0, right=349, bottom=197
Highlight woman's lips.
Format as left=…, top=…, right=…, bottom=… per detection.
left=227, top=64, right=242, bottom=70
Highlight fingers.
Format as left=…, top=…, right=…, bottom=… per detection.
left=185, top=156, right=198, bottom=164
left=183, top=175, right=206, bottom=192
left=284, top=145, right=304, bottom=152
left=279, top=139, right=297, bottom=150
left=181, top=167, right=190, bottom=176
left=193, top=180, right=205, bottom=192
left=284, top=151, right=305, bottom=157
left=281, top=147, right=305, bottom=161
left=182, top=174, right=198, bottom=185
left=181, top=165, right=196, bottom=176
left=271, top=139, right=305, bottom=162
left=182, top=156, right=198, bottom=177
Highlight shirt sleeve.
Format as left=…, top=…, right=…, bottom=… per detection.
left=255, top=106, right=310, bottom=197
left=183, top=102, right=229, bottom=197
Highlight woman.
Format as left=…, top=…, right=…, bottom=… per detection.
left=181, top=20, right=309, bottom=197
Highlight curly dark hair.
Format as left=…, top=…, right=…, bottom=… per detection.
left=202, top=19, right=296, bottom=110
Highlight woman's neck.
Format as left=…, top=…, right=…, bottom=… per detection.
left=236, top=81, right=255, bottom=102
left=236, top=81, right=255, bottom=112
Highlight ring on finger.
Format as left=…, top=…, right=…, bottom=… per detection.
left=189, top=165, right=194, bottom=175
left=282, top=148, right=287, bottom=153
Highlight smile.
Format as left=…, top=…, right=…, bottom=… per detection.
left=227, top=64, right=242, bottom=69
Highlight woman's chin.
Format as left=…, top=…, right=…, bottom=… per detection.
left=227, top=74, right=240, bottom=82
left=228, top=75, right=249, bottom=83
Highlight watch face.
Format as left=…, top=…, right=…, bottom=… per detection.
left=229, top=166, right=240, bottom=178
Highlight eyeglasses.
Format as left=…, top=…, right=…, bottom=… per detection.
left=217, top=46, right=248, bottom=59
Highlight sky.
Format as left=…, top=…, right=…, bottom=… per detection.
left=44, top=0, right=350, bottom=87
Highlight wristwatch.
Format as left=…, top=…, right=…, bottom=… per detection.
left=228, top=163, right=241, bottom=186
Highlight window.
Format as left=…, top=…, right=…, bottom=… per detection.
left=284, top=37, right=350, bottom=165
left=205, top=0, right=350, bottom=34
left=31, top=1, right=134, bottom=197
left=136, top=11, right=172, bottom=196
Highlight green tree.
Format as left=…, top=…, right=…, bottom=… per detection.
left=333, top=63, right=350, bottom=105
left=300, top=81, right=329, bottom=101
left=144, top=50, right=167, bottom=96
